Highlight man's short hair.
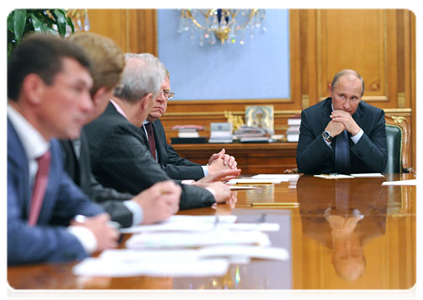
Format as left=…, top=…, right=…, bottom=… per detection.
left=67, top=32, right=125, bottom=96
left=114, top=53, right=166, bottom=103
left=8, top=33, right=91, bottom=101
left=331, top=69, right=365, bottom=95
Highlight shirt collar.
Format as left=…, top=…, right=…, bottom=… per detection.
left=7, top=105, right=50, bottom=160
left=110, top=99, right=128, bottom=119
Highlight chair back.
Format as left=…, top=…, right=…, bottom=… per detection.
left=383, top=115, right=411, bottom=173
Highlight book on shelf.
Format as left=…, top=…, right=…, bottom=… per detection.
left=208, top=122, right=233, bottom=143
left=286, top=115, right=301, bottom=143
left=171, top=125, right=204, bottom=138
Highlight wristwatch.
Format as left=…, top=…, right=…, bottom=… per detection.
left=322, top=130, right=333, bottom=143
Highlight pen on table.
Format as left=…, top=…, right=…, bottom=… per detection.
left=74, top=214, right=121, bottom=229
left=250, top=202, right=300, bottom=207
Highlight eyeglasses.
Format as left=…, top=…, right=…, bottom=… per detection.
left=161, top=90, right=175, bottom=99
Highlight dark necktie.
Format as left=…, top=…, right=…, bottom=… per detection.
left=334, top=130, right=351, bottom=174
left=144, top=123, right=156, bottom=160
left=28, top=150, right=51, bottom=226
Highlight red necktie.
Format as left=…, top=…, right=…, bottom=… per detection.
left=144, top=123, right=156, bottom=160
left=28, top=150, right=51, bottom=226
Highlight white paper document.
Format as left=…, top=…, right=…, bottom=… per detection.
left=228, top=185, right=262, bottom=190
left=121, top=221, right=279, bottom=234
left=120, top=215, right=237, bottom=234
left=251, top=174, right=300, bottom=181
left=126, top=230, right=271, bottom=249
left=382, top=179, right=417, bottom=186
left=351, top=173, right=385, bottom=178
left=73, top=256, right=229, bottom=277
left=99, top=246, right=289, bottom=262
left=198, top=245, right=290, bottom=261
left=227, top=178, right=283, bottom=184
left=314, top=174, right=354, bottom=179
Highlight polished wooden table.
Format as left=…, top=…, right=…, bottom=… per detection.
left=7, top=173, right=416, bottom=291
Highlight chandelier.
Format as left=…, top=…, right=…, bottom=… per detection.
left=66, top=9, right=90, bottom=34
left=178, top=9, right=266, bottom=46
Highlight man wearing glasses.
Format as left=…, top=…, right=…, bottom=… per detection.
left=141, top=70, right=238, bottom=181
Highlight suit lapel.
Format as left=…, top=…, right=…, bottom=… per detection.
left=152, top=121, right=166, bottom=163
left=7, top=118, right=31, bottom=216
left=319, top=98, right=333, bottom=131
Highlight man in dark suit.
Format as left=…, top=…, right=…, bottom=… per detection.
left=60, top=32, right=181, bottom=228
left=141, top=71, right=238, bottom=181
left=85, top=53, right=239, bottom=209
left=296, top=69, right=387, bottom=174
left=7, top=34, right=119, bottom=265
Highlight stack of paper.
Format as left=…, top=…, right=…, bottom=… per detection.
left=73, top=245, right=290, bottom=277
left=73, top=215, right=289, bottom=278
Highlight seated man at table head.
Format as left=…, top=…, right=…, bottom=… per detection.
left=84, top=53, right=237, bottom=210
left=61, top=32, right=180, bottom=228
left=7, top=33, right=119, bottom=265
left=142, top=69, right=238, bottom=181
left=296, top=69, right=387, bottom=174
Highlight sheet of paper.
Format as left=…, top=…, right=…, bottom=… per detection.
left=73, top=257, right=229, bottom=277
left=126, top=230, right=271, bottom=249
left=314, top=174, right=354, bottom=179
left=198, top=245, right=290, bottom=261
left=121, top=222, right=280, bottom=234
left=351, top=173, right=385, bottom=178
left=382, top=179, right=417, bottom=186
left=227, top=178, right=283, bottom=184
left=120, top=215, right=237, bottom=234
left=99, top=245, right=289, bottom=261
left=228, top=185, right=263, bottom=190
left=251, top=174, right=300, bottom=181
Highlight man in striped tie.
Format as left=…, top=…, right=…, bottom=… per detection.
left=296, top=69, right=387, bottom=174
left=7, top=34, right=119, bottom=265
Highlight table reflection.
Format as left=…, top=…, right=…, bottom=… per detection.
left=296, top=176, right=387, bottom=281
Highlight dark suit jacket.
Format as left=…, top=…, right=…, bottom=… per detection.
left=8, top=119, right=104, bottom=265
left=296, top=98, right=387, bottom=174
left=60, top=129, right=135, bottom=228
left=140, top=119, right=204, bottom=180
left=84, top=103, right=216, bottom=209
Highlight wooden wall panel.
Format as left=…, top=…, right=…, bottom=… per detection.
left=318, top=10, right=388, bottom=103
left=86, top=9, right=157, bottom=55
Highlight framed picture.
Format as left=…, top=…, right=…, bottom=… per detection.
left=245, top=105, right=274, bottom=131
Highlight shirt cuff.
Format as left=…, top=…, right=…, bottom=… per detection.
left=202, top=165, right=209, bottom=176
left=323, top=136, right=332, bottom=148
left=67, top=225, right=97, bottom=254
left=123, top=200, right=144, bottom=226
left=181, top=179, right=195, bottom=185
left=351, top=129, right=364, bottom=144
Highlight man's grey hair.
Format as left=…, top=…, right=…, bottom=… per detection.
left=114, top=53, right=166, bottom=102
left=331, top=69, right=365, bottom=95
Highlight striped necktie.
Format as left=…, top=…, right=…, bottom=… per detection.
left=334, top=130, right=351, bottom=174
left=144, top=123, right=156, bottom=161
left=28, top=150, right=51, bottom=226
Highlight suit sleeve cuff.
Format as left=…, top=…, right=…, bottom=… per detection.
left=205, top=187, right=217, bottom=201
left=67, top=226, right=97, bottom=254
left=123, top=200, right=144, bottom=226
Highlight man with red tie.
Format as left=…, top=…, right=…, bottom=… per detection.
left=7, top=34, right=119, bottom=265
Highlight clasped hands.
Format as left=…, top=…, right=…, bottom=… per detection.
left=326, top=110, right=361, bottom=137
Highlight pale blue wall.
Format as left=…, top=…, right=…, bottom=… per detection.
left=157, top=9, right=290, bottom=101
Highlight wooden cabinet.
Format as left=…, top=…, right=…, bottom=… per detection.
left=171, top=142, right=298, bottom=174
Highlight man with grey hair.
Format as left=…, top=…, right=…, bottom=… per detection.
left=296, top=69, right=387, bottom=174
left=85, top=53, right=237, bottom=209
